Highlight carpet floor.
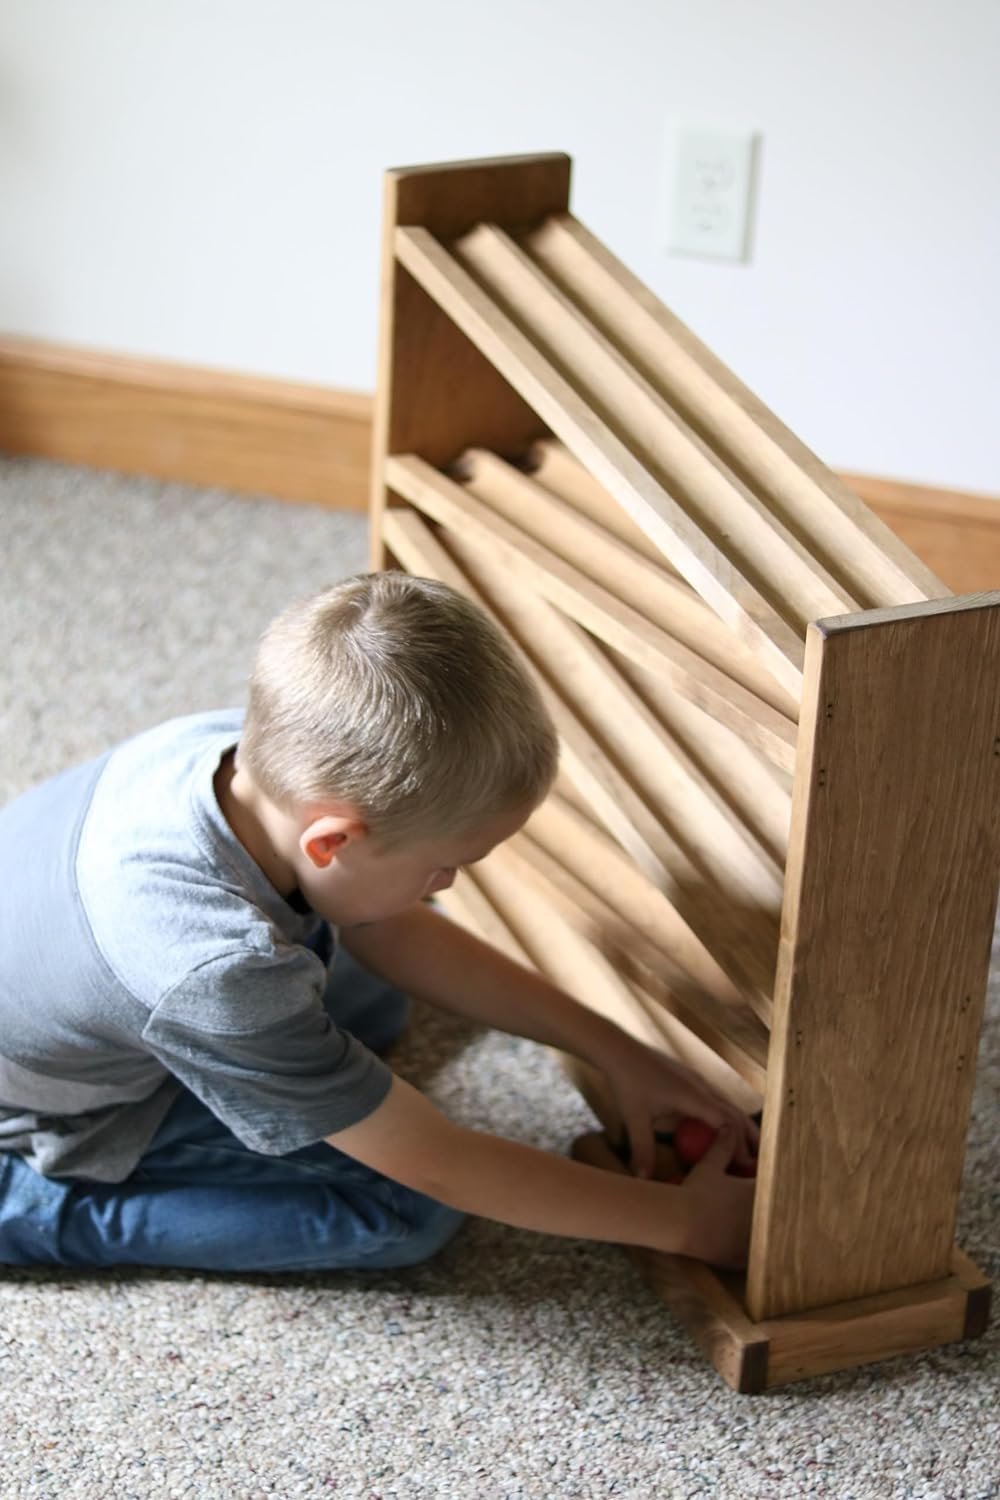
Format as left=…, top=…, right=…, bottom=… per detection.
left=1, top=455, right=998, bottom=1500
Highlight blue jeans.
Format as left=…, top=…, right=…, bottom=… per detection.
left=0, top=944, right=465, bottom=1272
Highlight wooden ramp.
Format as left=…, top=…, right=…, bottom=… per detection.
left=370, top=152, right=1000, bottom=1392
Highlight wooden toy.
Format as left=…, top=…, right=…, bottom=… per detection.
left=369, top=152, right=1000, bottom=1392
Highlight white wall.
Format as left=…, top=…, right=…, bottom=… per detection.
left=2, top=0, right=998, bottom=491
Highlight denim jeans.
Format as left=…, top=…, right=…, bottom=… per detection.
left=0, top=943, right=465, bottom=1272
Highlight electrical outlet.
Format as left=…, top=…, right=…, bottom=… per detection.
left=665, top=126, right=759, bottom=263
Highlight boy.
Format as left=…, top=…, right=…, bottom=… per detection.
left=0, top=572, right=757, bottom=1273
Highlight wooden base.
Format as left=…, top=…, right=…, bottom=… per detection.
left=572, top=1132, right=991, bottom=1393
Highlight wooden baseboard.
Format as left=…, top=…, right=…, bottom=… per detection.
left=838, top=473, right=1000, bottom=593
left=0, top=335, right=374, bottom=511
left=2, top=336, right=997, bottom=590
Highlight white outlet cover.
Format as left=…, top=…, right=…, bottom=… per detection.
left=665, top=125, right=759, bottom=263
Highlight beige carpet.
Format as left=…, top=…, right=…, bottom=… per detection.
left=1, top=455, right=998, bottom=1500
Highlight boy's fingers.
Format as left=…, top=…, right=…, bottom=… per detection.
left=689, top=1123, right=737, bottom=1175
left=625, top=1113, right=656, bottom=1180
left=690, top=1091, right=759, bottom=1152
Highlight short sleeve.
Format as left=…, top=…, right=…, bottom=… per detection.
left=141, top=947, right=394, bottom=1154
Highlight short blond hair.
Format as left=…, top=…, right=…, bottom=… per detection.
left=238, top=572, right=559, bottom=846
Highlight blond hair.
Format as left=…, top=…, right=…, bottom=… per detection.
left=238, top=572, right=559, bottom=846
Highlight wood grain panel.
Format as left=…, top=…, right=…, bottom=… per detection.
left=369, top=155, right=571, bottom=564
left=747, top=592, right=1000, bottom=1319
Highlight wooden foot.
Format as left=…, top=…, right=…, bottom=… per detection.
left=572, top=1131, right=991, bottom=1393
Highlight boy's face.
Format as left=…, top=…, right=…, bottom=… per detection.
left=297, top=802, right=532, bottom=927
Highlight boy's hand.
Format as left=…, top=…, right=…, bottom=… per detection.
left=602, top=1037, right=760, bottom=1179
left=672, top=1124, right=757, bottom=1269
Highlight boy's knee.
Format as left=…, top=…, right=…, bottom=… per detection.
left=374, top=1196, right=465, bottom=1269
left=0, top=1153, right=66, bottom=1266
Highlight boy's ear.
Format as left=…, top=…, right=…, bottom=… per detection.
left=300, top=812, right=369, bottom=870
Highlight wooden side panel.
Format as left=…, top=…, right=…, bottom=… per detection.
left=746, top=593, right=1000, bottom=1320
left=369, top=155, right=571, bottom=565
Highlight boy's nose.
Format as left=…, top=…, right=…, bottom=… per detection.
left=426, top=869, right=456, bottom=896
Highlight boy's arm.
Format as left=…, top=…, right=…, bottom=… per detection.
left=327, top=1073, right=754, bottom=1269
left=339, top=902, right=759, bottom=1176
left=342, top=899, right=631, bottom=1066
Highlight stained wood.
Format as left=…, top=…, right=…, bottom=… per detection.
left=422, top=546, right=779, bottom=1026
left=382, top=506, right=490, bottom=608
left=500, top=832, right=769, bottom=1094
left=620, top=975, right=763, bottom=1114
left=384, top=506, right=779, bottom=1016
left=521, top=213, right=948, bottom=609
left=607, top=644, right=793, bottom=869
left=456, top=446, right=799, bottom=718
left=464, top=853, right=644, bottom=1038
left=385, top=507, right=776, bottom=960
left=453, top=223, right=861, bottom=634
left=479, top=850, right=681, bottom=1055
left=374, top=155, right=996, bottom=1388
left=528, top=793, right=777, bottom=1025
left=512, top=822, right=755, bottom=1032
left=447, top=524, right=785, bottom=909
left=525, top=436, right=672, bottom=564
left=434, top=870, right=533, bottom=966
left=574, top=1131, right=991, bottom=1393
left=385, top=453, right=799, bottom=771
left=470, top=847, right=761, bottom=1141
left=369, top=156, right=570, bottom=565
left=746, top=593, right=1000, bottom=1320
left=394, top=225, right=806, bottom=698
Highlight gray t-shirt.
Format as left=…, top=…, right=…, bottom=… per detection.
left=0, top=710, right=393, bottom=1182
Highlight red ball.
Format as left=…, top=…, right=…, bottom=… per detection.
left=674, top=1116, right=718, bottom=1166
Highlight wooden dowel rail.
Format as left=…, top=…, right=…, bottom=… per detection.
left=502, top=831, right=769, bottom=1093
left=452, top=223, right=861, bottom=635
left=385, top=453, right=800, bottom=771
left=388, top=504, right=781, bottom=1022
left=606, top=644, right=794, bottom=866
left=447, top=524, right=785, bottom=908
left=394, top=224, right=806, bottom=698
left=521, top=213, right=949, bottom=610
left=526, top=435, right=675, bottom=567
left=620, top=974, right=763, bottom=1116
left=385, top=506, right=775, bottom=982
left=414, top=514, right=782, bottom=1026
left=435, top=870, right=534, bottom=967
left=468, top=843, right=761, bottom=1121
left=455, top=445, right=798, bottom=718
left=529, top=793, right=777, bottom=1027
